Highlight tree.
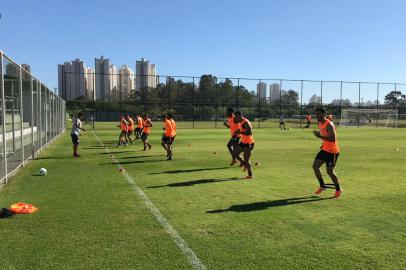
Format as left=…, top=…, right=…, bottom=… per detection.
left=384, top=90, right=405, bottom=106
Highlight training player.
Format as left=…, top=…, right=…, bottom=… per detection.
left=71, top=112, right=86, bottom=157
left=161, top=114, right=175, bottom=160
left=279, top=114, right=286, bottom=130
left=305, top=113, right=312, bottom=128
left=312, top=107, right=342, bottom=198
left=117, top=114, right=129, bottom=147
left=223, top=108, right=241, bottom=166
left=167, top=114, right=177, bottom=157
left=233, top=111, right=255, bottom=179
left=135, top=114, right=143, bottom=140
left=126, top=114, right=134, bottom=144
left=327, top=113, right=334, bottom=121
left=141, top=114, right=153, bottom=151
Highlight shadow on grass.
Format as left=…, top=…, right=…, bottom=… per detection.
left=100, top=160, right=163, bottom=165
left=150, top=167, right=230, bottom=175
left=206, top=196, right=335, bottom=213
left=119, top=155, right=164, bottom=159
left=147, top=177, right=241, bottom=188
left=35, top=156, right=67, bottom=160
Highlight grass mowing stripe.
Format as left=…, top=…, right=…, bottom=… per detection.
left=93, top=131, right=207, bottom=270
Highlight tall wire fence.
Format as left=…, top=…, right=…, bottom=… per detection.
left=62, top=72, right=406, bottom=129
left=0, top=51, right=66, bottom=184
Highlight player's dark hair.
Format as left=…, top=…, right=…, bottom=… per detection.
left=315, top=107, right=327, bottom=114
left=167, top=113, right=173, bottom=119
left=77, top=112, right=83, bottom=117
left=234, top=111, right=242, bottom=116
left=226, top=108, right=234, bottom=114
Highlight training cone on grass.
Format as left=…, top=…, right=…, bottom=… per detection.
left=119, top=168, right=125, bottom=173
left=9, top=203, right=38, bottom=214
left=255, top=162, right=261, bottom=166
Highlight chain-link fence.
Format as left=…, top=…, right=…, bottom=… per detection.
left=0, top=51, right=66, bottom=184
left=62, top=72, right=406, bottom=129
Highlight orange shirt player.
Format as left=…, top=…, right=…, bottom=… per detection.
left=233, top=111, right=255, bottom=179
left=223, top=108, right=241, bottom=166
left=161, top=114, right=175, bottom=160
left=312, top=107, right=342, bottom=198
left=141, top=114, right=153, bottom=151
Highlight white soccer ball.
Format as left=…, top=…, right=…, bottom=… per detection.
left=39, top=168, right=47, bottom=176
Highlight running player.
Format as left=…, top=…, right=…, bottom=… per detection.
left=223, top=108, right=240, bottom=166
left=141, top=114, right=153, bottom=151
left=161, top=114, right=174, bottom=160
left=312, top=107, right=342, bottom=198
left=167, top=114, right=177, bottom=158
left=135, top=114, right=143, bottom=140
left=233, top=111, right=255, bottom=179
left=305, top=113, right=312, bottom=128
left=327, top=113, right=334, bottom=121
left=117, top=114, right=128, bottom=147
left=71, top=112, right=86, bottom=157
left=126, top=114, right=134, bottom=144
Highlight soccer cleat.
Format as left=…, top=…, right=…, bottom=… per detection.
left=230, top=160, right=237, bottom=166
left=73, top=154, right=81, bottom=158
left=334, top=190, right=343, bottom=198
left=245, top=175, right=253, bottom=179
left=314, top=187, right=327, bottom=194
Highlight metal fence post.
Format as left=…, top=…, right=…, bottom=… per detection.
left=0, top=52, right=8, bottom=183
left=215, top=77, right=218, bottom=128
left=19, top=66, right=24, bottom=165
left=339, top=81, right=343, bottom=118
left=376, top=83, right=379, bottom=128
left=358, top=82, right=361, bottom=128
left=38, top=82, right=42, bottom=150
left=192, top=77, right=195, bottom=129
left=31, top=76, right=35, bottom=158
left=279, top=79, right=283, bottom=118
left=320, top=80, right=323, bottom=105
left=300, top=80, right=303, bottom=128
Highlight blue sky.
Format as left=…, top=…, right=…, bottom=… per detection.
left=1, top=0, right=406, bottom=102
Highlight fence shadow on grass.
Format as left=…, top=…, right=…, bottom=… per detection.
left=149, top=167, right=230, bottom=175
left=147, top=177, right=241, bottom=188
left=206, top=196, right=334, bottom=213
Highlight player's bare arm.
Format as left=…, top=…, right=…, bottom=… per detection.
left=313, top=124, right=335, bottom=142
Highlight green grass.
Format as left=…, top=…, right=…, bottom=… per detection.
left=1, top=122, right=406, bottom=269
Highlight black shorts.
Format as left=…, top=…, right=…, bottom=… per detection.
left=136, top=127, right=142, bottom=133
left=228, top=136, right=240, bottom=144
left=162, top=135, right=171, bottom=144
left=280, top=121, right=285, bottom=125
left=141, top=132, right=149, bottom=141
left=315, top=150, right=339, bottom=167
left=239, top=142, right=254, bottom=150
left=170, top=136, right=175, bottom=144
left=307, top=121, right=311, bottom=125
left=127, top=130, right=133, bottom=136
left=71, top=134, right=79, bottom=144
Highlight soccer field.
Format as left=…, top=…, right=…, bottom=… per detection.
left=1, top=123, right=406, bottom=269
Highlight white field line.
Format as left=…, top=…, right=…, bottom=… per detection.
left=93, top=132, right=207, bottom=270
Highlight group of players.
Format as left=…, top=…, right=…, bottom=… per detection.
left=224, top=108, right=342, bottom=198
left=117, top=113, right=177, bottom=160
left=71, top=107, right=342, bottom=198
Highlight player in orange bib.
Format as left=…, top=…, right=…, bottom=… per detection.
left=135, top=114, right=144, bottom=140
left=126, top=114, right=134, bottom=144
left=305, top=113, right=312, bottom=128
left=167, top=114, right=177, bottom=158
left=233, top=111, right=255, bottom=179
left=223, top=108, right=241, bottom=166
left=141, top=114, right=153, bottom=151
left=312, top=107, right=342, bottom=198
left=117, top=114, right=129, bottom=147
left=161, top=114, right=176, bottom=160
